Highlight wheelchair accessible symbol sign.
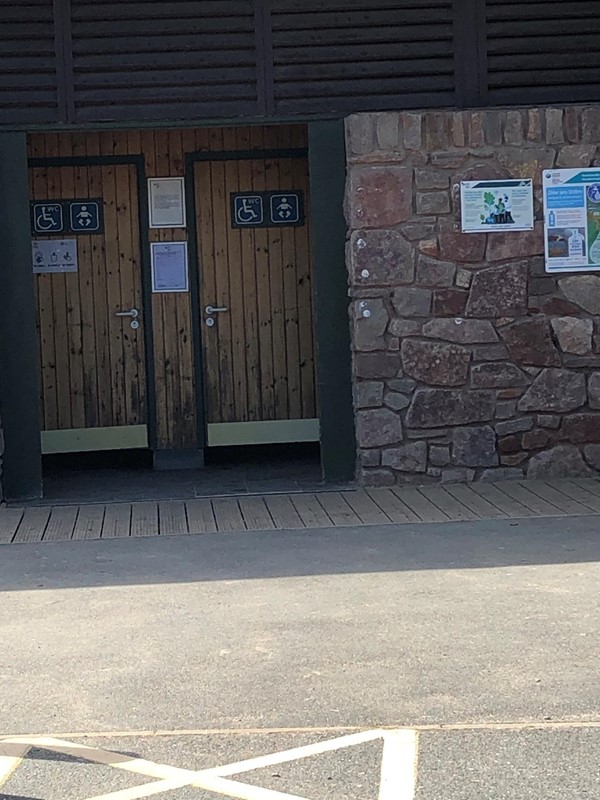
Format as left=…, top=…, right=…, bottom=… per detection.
left=231, top=191, right=304, bottom=229
left=31, top=199, right=104, bottom=235
left=32, top=203, right=63, bottom=234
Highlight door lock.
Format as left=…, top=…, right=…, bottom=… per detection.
left=205, top=305, right=228, bottom=314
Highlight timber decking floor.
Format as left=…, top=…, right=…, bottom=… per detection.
left=1, top=479, right=600, bottom=544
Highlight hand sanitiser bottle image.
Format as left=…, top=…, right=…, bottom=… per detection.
left=568, top=229, right=584, bottom=259
left=549, top=210, right=557, bottom=227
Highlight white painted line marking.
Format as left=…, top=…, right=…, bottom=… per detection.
left=0, top=741, right=30, bottom=787
left=1, top=728, right=420, bottom=800
left=84, top=776, right=196, bottom=800
left=378, top=729, right=418, bottom=800
left=200, top=728, right=387, bottom=778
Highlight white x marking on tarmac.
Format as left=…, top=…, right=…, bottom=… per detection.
left=0, top=728, right=419, bottom=800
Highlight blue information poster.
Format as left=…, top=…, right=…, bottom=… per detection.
left=544, top=168, right=600, bottom=273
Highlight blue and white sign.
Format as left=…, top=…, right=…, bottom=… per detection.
left=31, top=198, right=104, bottom=235
left=231, top=191, right=305, bottom=229
left=233, top=195, right=264, bottom=227
left=32, top=203, right=63, bottom=234
left=32, top=239, right=78, bottom=274
left=70, top=201, right=101, bottom=232
left=270, top=193, right=301, bottom=224
left=543, top=168, right=600, bottom=272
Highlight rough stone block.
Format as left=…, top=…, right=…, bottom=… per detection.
left=583, top=444, right=600, bottom=471
left=498, top=435, right=521, bottom=454
left=384, top=392, right=410, bottom=411
left=536, top=415, right=561, bottom=430
left=360, top=468, right=396, bottom=487
left=431, top=151, right=468, bottom=168
left=545, top=108, right=564, bottom=144
left=382, top=441, right=427, bottom=472
left=354, top=381, right=384, bottom=408
left=346, top=114, right=375, bottom=156
left=480, top=467, right=524, bottom=481
left=486, top=224, right=544, bottom=263
left=423, top=318, right=498, bottom=344
left=504, top=110, right=524, bottom=145
left=498, top=147, right=555, bottom=180
left=354, top=299, right=388, bottom=351
left=388, top=378, right=418, bottom=394
left=402, top=339, right=471, bottom=387
left=429, top=444, right=451, bottom=467
left=518, top=369, right=587, bottom=413
left=439, top=220, right=486, bottom=263
left=355, top=352, right=403, bottom=379
left=419, top=238, right=439, bottom=257
left=455, top=268, right=472, bottom=289
left=582, top=108, right=600, bottom=144
left=495, top=417, right=535, bottom=436
left=527, top=445, right=594, bottom=478
left=389, top=319, right=422, bottom=338
left=565, top=107, right=581, bottom=143
left=348, top=165, right=413, bottom=228
left=402, top=112, right=422, bottom=150
left=559, top=275, right=600, bottom=314
left=482, top=110, right=504, bottom=146
left=562, top=414, right=600, bottom=444
left=415, top=168, right=450, bottom=190
left=501, top=453, right=529, bottom=466
left=356, top=408, right=402, bottom=448
left=501, top=318, right=561, bottom=367
left=401, top=219, right=438, bottom=241
left=392, top=287, right=432, bottom=317
left=541, top=297, right=581, bottom=316
left=407, top=389, right=495, bottom=428
left=359, top=449, right=381, bottom=468
left=432, top=289, right=468, bottom=317
left=471, top=362, right=529, bottom=389
left=416, top=255, right=456, bottom=287
left=496, top=400, right=517, bottom=419
left=557, top=145, right=596, bottom=168
left=551, top=317, right=593, bottom=355
left=375, top=112, right=403, bottom=152
left=351, top=229, right=415, bottom=287
left=442, top=468, right=475, bottom=483
left=589, top=373, right=600, bottom=409
left=522, top=429, right=559, bottom=450
left=452, top=425, right=498, bottom=467
left=466, top=262, right=528, bottom=318
left=416, top=191, right=450, bottom=215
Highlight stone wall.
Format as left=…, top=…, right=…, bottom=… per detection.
left=345, top=105, right=600, bottom=485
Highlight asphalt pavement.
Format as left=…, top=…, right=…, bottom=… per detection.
left=1, top=515, right=599, bottom=798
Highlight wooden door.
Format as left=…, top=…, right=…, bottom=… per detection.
left=194, top=155, right=317, bottom=446
left=30, top=162, right=147, bottom=454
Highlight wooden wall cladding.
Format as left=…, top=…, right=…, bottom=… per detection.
left=28, top=125, right=309, bottom=451
left=7, top=1, right=600, bottom=128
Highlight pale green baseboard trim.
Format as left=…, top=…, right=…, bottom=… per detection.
left=207, top=419, right=320, bottom=447
left=41, top=425, right=148, bottom=454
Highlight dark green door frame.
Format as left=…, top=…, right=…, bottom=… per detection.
left=308, top=120, right=355, bottom=483
left=0, top=132, right=43, bottom=500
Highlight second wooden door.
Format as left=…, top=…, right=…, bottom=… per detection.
left=194, top=155, right=317, bottom=446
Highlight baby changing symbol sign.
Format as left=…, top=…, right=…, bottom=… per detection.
left=70, top=201, right=101, bottom=232
left=270, top=193, right=300, bottom=224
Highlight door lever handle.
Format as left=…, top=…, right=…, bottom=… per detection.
left=115, top=308, right=139, bottom=318
left=205, top=305, right=228, bottom=314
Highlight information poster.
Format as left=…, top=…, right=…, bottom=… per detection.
left=460, top=179, right=534, bottom=233
left=543, top=168, right=600, bottom=273
left=151, top=242, right=189, bottom=292
left=32, top=239, right=78, bottom=273
left=148, top=178, right=186, bottom=228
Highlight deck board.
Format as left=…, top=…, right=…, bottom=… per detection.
left=1, top=478, right=599, bottom=542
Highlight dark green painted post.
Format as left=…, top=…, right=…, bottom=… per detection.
left=0, top=132, right=43, bottom=499
left=308, top=120, right=355, bottom=484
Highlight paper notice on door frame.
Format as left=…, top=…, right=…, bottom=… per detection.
left=148, top=177, right=186, bottom=228
left=151, top=241, right=189, bottom=292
